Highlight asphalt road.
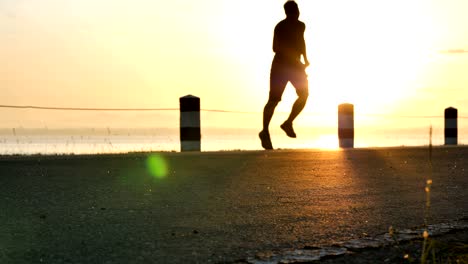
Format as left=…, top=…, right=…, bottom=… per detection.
left=1, top=147, right=467, bottom=263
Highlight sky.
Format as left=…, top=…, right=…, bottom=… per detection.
left=1, top=0, right=468, bottom=131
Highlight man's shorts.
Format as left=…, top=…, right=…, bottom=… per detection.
left=269, top=61, right=309, bottom=102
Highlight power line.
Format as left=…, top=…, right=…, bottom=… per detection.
left=358, top=114, right=444, bottom=119
left=202, top=109, right=257, bottom=114
left=0, top=104, right=178, bottom=111
left=0, top=104, right=467, bottom=118
left=0, top=104, right=256, bottom=114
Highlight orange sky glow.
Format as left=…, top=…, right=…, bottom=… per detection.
left=1, top=0, right=468, bottom=137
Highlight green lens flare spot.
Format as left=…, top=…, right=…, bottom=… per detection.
left=146, top=154, right=168, bottom=179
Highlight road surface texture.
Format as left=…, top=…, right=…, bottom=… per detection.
left=1, top=147, right=467, bottom=263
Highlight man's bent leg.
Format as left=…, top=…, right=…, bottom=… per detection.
left=285, top=92, right=308, bottom=124
left=281, top=94, right=308, bottom=138
left=280, top=95, right=308, bottom=138
left=281, top=94, right=307, bottom=138
left=282, top=68, right=309, bottom=138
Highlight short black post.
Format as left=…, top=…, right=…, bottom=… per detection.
left=338, top=103, right=354, bottom=148
left=180, top=95, right=201, bottom=151
left=444, top=107, right=458, bottom=145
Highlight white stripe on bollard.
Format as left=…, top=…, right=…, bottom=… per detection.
left=339, top=139, right=354, bottom=148
left=445, top=119, right=457, bottom=129
left=180, top=112, right=201, bottom=128
left=181, top=141, right=201, bottom=151
left=338, top=114, right=354, bottom=129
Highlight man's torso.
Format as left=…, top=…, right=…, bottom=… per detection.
left=273, top=19, right=306, bottom=65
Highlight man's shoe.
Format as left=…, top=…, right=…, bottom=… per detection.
left=280, top=122, right=297, bottom=138
left=259, top=130, right=273, bottom=150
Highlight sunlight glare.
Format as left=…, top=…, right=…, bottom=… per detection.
left=314, top=134, right=339, bottom=150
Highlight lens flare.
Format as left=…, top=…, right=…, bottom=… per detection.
left=146, top=154, right=169, bottom=179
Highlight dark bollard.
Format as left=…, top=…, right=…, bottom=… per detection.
left=338, top=103, right=354, bottom=148
left=444, top=107, right=458, bottom=145
left=180, top=95, right=201, bottom=151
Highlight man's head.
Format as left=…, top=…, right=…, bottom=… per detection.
left=284, top=1, right=299, bottom=19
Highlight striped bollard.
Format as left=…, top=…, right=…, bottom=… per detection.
left=180, top=95, right=201, bottom=151
left=444, top=107, right=458, bottom=145
left=338, top=103, right=354, bottom=148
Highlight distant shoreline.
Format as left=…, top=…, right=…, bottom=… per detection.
left=1, top=145, right=467, bottom=160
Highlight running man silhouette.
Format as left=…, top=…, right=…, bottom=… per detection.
left=259, top=1, right=309, bottom=150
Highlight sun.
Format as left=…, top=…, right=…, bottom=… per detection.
left=299, top=0, right=434, bottom=115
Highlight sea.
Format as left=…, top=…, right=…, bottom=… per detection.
left=1, top=126, right=467, bottom=155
